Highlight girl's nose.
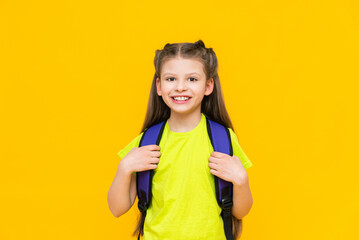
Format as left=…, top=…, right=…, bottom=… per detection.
left=176, top=79, right=187, bottom=91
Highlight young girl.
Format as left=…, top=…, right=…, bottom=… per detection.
left=108, top=40, right=253, bottom=240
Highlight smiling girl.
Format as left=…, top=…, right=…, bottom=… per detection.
left=108, top=40, right=253, bottom=240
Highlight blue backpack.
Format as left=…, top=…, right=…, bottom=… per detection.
left=136, top=115, right=234, bottom=240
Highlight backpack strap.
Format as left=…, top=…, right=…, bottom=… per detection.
left=136, top=120, right=166, bottom=240
left=206, top=117, right=234, bottom=240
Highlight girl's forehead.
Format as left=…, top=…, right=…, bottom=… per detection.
left=161, top=58, right=205, bottom=76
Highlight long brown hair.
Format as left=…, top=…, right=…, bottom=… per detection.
left=133, top=40, right=243, bottom=239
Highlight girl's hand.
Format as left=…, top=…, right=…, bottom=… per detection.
left=208, top=151, right=248, bottom=186
left=119, top=145, right=161, bottom=174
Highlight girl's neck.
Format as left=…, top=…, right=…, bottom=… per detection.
left=167, top=111, right=202, bottom=133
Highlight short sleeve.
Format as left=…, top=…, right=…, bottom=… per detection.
left=228, top=128, right=253, bottom=170
left=117, top=132, right=144, bottom=159
left=117, top=132, right=144, bottom=177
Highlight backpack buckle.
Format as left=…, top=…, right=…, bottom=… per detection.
left=138, top=200, right=148, bottom=212
left=221, top=197, right=233, bottom=211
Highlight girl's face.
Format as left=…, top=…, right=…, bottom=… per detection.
left=156, top=57, right=214, bottom=117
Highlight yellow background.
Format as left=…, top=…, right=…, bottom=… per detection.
left=1, top=0, right=358, bottom=239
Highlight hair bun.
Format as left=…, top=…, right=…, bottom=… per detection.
left=194, top=40, right=206, bottom=48
left=163, top=43, right=171, bottom=50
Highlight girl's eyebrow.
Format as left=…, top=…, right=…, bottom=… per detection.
left=162, top=72, right=201, bottom=77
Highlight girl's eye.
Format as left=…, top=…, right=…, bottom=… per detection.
left=165, top=77, right=197, bottom=81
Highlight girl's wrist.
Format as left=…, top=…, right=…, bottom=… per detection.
left=118, top=160, right=133, bottom=177
left=233, top=174, right=249, bottom=187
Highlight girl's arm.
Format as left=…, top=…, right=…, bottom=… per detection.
left=107, top=163, right=137, bottom=218
left=232, top=173, right=253, bottom=220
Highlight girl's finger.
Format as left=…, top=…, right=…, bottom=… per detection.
left=143, top=145, right=160, bottom=151
left=210, top=168, right=220, bottom=177
left=211, top=151, right=229, bottom=158
left=151, top=151, right=161, bottom=157
left=208, top=156, right=219, bottom=163
left=208, top=162, right=218, bottom=169
left=151, top=157, right=160, bottom=163
left=149, top=164, right=158, bottom=170
left=146, top=157, right=159, bottom=164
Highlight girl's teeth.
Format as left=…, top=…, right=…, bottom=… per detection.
left=174, top=97, right=189, bottom=101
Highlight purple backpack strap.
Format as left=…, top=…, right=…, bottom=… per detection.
left=206, top=118, right=234, bottom=240
left=136, top=121, right=166, bottom=213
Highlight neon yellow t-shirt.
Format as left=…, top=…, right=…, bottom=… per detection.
left=117, top=113, right=253, bottom=240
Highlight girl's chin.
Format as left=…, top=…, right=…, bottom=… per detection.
left=169, top=107, right=201, bottom=116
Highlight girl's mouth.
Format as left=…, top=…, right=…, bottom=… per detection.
left=171, top=96, right=191, bottom=104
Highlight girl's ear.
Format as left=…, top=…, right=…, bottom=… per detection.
left=205, top=78, right=214, bottom=96
left=156, top=77, right=162, bottom=96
